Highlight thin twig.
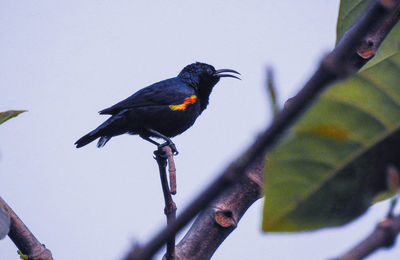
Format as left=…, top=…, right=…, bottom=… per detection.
left=266, top=67, right=279, bottom=116
left=163, top=146, right=177, bottom=195
left=0, top=197, right=53, bottom=260
left=124, top=1, right=400, bottom=259
left=154, top=147, right=177, bottom=260
left=174, top=157, right=265, bottom=260
left=337, top=214, right=400, bottom=260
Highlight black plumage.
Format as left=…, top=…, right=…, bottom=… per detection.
left=74, top=62, right=240, bottom=153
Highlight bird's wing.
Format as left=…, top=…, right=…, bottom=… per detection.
left=99, top=78, right=195, bottom=115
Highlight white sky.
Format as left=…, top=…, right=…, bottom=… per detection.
left=0, top=1, right=399, bottom=259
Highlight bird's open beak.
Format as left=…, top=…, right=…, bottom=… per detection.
left=215, top=69, right=241, bottom=80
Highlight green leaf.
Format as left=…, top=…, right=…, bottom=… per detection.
left=337, top=0, right=400, bottom=71
left=263, top=53, right=400, bottom=232
left=262, top=1, right=400, bottom=232
left=0, top=205, right=10, bottom=239
left=0, top=110, right=27, bottom=125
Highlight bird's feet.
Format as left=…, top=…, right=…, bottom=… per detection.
left=159, top=141, right=179, bottom=155
left=153, top=148, right=168, bottom=161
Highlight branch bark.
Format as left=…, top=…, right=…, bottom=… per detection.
left=125, top=1, right=400, bottom=259
left=174, top=157, right=264, bottom=260
left=165, top=146, right=177, bottom=195
left=0, top=197, right=53, bottom=260
left=337, top=214, right=400, bottom=260
left=154, top=146, right=177, bottom=260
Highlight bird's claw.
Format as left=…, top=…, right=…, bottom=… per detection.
left=153, top=149, right=168, bottom=160
left=170, top=144, right=179, bottom=155
left=159, top=142, right=179, bottom=156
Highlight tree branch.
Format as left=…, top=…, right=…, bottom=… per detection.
left=0, top=197, right=53, bottom=260
left=356, top=1, right=400, bottom=60
left=174, top=157, right=264, bottom=260
left=165, top=146, right=177, bottom=195
left=154, top=147, right=177, bottom=260
left=124, top=1, right=400, bottom=259
left=337, top=214, right=400, bottom=260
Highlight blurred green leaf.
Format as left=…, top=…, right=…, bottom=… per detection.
left=263, top=53, right=400, bottom=232
left=262, top=1, right=400, bottom=232
left=0, top=110, right=26, bottom=125
left=0, top=205, right=10, bottom=239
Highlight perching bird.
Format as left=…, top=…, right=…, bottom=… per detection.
left=74, top=62, right=240, bottom=154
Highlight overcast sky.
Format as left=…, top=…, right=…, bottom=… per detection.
left=1, top=1, right=399, bottom=259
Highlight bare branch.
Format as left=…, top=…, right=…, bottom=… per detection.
left=124, top=1, right=400, bottom=259
left=0, top=197, right=53, bottom=260
left=356, top=1, right=400, bottom=59
left=153, top=147, right=178, bottom=260
left=174, top=157, right=264, bottom=260
left=337, top=214, right=400, bottom=260
left=164, top=146, right=177, bottom=195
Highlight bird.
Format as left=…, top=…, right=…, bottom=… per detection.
left=74, top=62, right=240, bottom=154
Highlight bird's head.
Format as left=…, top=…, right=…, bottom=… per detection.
left=178, top=62, right=240, bottom=90
left=178, top=62, right=240, bottom=111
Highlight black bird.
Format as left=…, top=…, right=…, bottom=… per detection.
left=74, top=62, right=240, bottom=154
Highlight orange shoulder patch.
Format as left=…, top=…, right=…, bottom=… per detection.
left=169, top=95, right=197, bottom=111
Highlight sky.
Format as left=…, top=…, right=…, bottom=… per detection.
left=0, top=1, right=399, bottom=259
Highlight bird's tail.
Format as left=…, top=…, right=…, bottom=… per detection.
left=75, top=130, right=98, bottom=148
left=75, top=113, right=128, bottom=148
left=74, top=129, right=111, bottom=148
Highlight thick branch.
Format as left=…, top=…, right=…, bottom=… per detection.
left=125, top=1, right=400, bottom=259
left=174, top=157, right=264, bottom=260
left=338, top=214, right=400, bottom=260
left=0, top=197, right=53, bottom=260
left=356, top=2, right=400, bottom=59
